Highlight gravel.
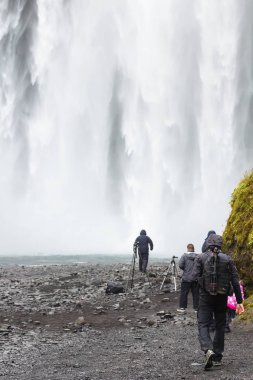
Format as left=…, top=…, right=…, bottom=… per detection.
left=0, top=263, right=252, bottom=379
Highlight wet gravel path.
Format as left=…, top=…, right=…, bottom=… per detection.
left=0, top=264, right=252, bottom=379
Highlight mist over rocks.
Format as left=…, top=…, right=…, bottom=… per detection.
left=0, top=263, right=252, bottom=379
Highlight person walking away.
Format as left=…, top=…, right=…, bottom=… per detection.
left=177, top=243, right=199, bottom=313
left=191, top=234, right=244, bottom=370
left=201, top=230, right=216, bottom=253
left=133, top=230, right=153, bottom=273
left=202, top=230, right=216, bottom=330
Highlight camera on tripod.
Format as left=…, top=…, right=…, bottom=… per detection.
left=160, top=255, right=180, bottom=291
left=171, top=255, right=178, bottom=263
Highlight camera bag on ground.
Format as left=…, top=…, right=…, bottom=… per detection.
left=105, top=281, right=125, bottom=294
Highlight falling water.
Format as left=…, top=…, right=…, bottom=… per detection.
left=0, top=0, right=253, bottom=255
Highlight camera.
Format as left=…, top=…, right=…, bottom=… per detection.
left=172, top=255, right=178, bottom=259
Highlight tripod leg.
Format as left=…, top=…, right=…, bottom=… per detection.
left=175, top=266, right=180, bottom=291
left=160, top=275, right=166, bottom=291
left=160, top=264, right=171, bottom=290
left=126, top=254, right=135, bottom=292
left=173, top=276, right=177, bottom=291
left=130, top=256, right=135, bottom=290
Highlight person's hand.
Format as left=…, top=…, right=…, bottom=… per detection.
left=236, top=303, right=245, bottom=315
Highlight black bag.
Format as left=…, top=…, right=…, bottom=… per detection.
left=202, top=252, right=230, bottom=295
left=105, top=282, right=125, bottom=294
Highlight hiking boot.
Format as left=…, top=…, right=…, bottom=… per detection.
left=213, top=354, right=222, bottom=366
left=177, top=308, right=186, bottom=313
left=204, top=350, right=215, bottom=370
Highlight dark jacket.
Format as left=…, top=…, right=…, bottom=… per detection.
left=201, top=230, right=216, bottom=253
left=134, top=230, right=153, bottom=254
left=179, top=252, right=198, bottom=282
left=191, top=250, right=243, bottom=304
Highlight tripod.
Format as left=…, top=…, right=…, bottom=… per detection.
left=126, top=251, right=152, bottom=293
left=160, top=256, right=180, bottom=291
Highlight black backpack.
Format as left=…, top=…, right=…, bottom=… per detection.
left=105, top=282, right=125, bottom=295
left=202, top=251, right=231, bottom=295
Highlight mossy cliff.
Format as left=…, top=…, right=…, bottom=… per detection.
left=238, top=294, right=253, bottom=322
left=223, top=171, right=253, bottom=286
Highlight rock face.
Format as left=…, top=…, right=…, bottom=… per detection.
left=0, top=263, right=252, bottom=379
left=223, top=171, right=253, bottom=285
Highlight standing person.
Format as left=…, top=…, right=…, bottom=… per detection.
left=133, top=230, right=153, bottom=273
left=202, top=230, right=216, bottom=252
left=177, top=243, right=199, bottom=313
left=192, top=234, right=244, bottom=370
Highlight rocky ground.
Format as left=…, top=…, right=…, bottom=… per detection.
left=0, top=263, right=252, bottom=380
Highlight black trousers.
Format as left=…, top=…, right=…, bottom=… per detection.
left=138, top=252, right=149, bottom=272
left=198, top=289, right=227, bottom=355
left=179, top=281, right=199, bottom=309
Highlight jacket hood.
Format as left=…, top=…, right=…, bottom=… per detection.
left=207, top=230, right=216, bottom=238
left=207, top=234, right=223, bottom=248
left=186, top=252, right=197, bottom=260
left=140, top=230, right=146, bottom=235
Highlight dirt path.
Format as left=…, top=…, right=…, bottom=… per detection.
left=0, top=264, right=252, bottom=379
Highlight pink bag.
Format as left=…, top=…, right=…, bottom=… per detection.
left=227, top=294, right=237, bottom=310
left=227, top=284, right=245, bottom=310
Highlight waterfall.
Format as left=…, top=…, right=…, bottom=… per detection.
left=0, top=0, right=253, bottom=255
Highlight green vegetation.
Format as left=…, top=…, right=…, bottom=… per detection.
left=238, top=294, right=253, bottom=322
left=223, top=171, right=253, bottom=286
left=223, top=171, right=253, bottom=322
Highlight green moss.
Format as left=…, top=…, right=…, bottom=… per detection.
left=223, top=171, right=253, bottom=286
left=239, top=309, right=253, bottom=322
left=238, top=295, right=253, bottom=322
left=244, top=294, right=253, bottom=306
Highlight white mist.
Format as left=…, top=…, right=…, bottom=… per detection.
left=0, top=0, right=252, bottom=255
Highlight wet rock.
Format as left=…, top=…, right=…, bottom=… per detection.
left=90, top=278, right=103, bottom=286
left=75, top=317, right=87, bottom=326
left=164, top=313, right=174, bottom=319
left=161, top=298, right=170, bottom=302
left=143, top=298, right=151, bottom=303
left=147, top=320, right=156, bottom=326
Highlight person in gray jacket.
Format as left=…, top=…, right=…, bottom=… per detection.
left=177, top=243, right=199, bottom=313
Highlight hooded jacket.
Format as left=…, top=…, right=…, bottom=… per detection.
left=191, top=250, right=243, bottom=303
left=201, top=230, right=216, bottom=253
left=179, top=252, right=198, bottom=282
left=134, top=230, right=153, bottom=254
